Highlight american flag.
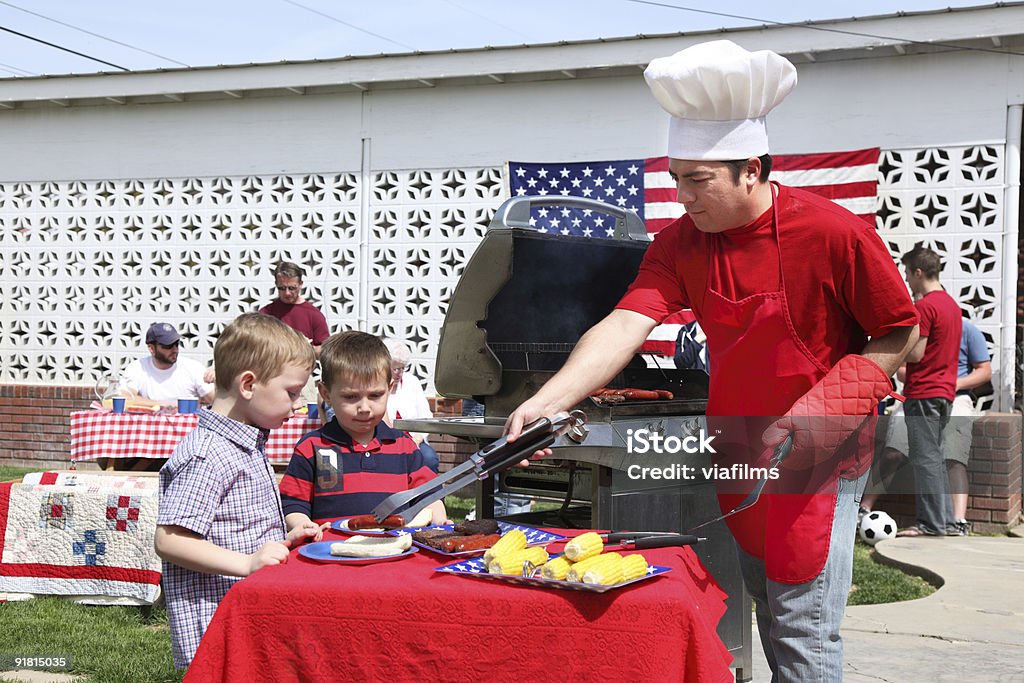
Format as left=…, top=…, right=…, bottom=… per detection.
left=508, top=147, right=880, bottom=235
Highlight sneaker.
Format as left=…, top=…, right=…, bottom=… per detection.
left=858, top=507, right=870, bottom=524
left=947, top=520, right=971, bottom=536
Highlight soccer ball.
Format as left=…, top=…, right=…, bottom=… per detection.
left=859, top=510, right=897, bottom=546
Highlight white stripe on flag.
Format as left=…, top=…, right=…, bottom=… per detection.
left=644, top=171, right=676, bottom=188
left=833, top=196, right=879, bottom=215
left=644, top=202, right=685, bottom=219
left=770, top=163, right=877, bottom=187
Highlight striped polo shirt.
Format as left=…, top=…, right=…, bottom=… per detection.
left=279, top=420, right=435, bottom=523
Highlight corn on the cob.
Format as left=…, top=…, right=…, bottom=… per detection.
left=539, top=555, right=573, bottom=580
left=482, top=529, right=527, bottom=564
left=564, top=531, right=604, bottom=562
left=579, top=553, right=649, bottom=586
left=582, top=554, right=625, bottom=585
left=488, top=546, right=549, bottom=576
left=565, top=552, right=622, bottom=582
left=620, top=553, right=650, bottom=583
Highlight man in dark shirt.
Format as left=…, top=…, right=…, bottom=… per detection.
left=259, top=261, right=330, bottom=357
left=897, top=246, right=962, bottom=537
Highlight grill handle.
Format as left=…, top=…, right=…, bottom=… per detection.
left=490, top=195, right=650, bottom=241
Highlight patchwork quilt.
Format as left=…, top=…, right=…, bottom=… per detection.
left=0, top=472, right=161, bottom=603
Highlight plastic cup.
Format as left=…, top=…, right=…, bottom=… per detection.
left=177, top=398, right=190, bottom=414
left=307, top=402, right=319, bottom=420
left=188, top=398, right=199, bottom=414
left=112, top=396, right=126, bottom=414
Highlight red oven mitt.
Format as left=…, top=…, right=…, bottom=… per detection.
left=762, top=354, right=893, bottom=470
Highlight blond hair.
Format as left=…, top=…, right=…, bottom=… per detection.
left=319, top=331, right=390, bottom=389
left=214, top=313, right=316, bottom=393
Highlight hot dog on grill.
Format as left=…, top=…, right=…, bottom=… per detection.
left=591, top=387, right=674, bottom=403
left=622, top=389, right=661, bottom=401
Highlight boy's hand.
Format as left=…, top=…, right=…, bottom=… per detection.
left=249, top=540, right=291, bottom=575
left=286, top=520, right=324, bottom=544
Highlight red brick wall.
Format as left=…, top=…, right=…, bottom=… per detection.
left=874, top=413, right=1023, bottom=532
left=427, top=396, right=471, bottom=472
left=0, top=384, right=94, bottom=468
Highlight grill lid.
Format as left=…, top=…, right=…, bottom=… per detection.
left=434, top=197, right=651, bottom=399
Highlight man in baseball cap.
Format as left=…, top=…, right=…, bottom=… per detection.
left=120, top=322, right=214, bottom=409
left=146, top=322, right=180, bottom=346
left=507, top=40, right=919, bottom=679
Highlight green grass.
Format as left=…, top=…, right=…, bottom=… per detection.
left=442, top=495, right=562, bottom=523
left=0, top=598, right=179, bottom=682
left=442, top=494, right=474, bottom=522
left=848, top=539, right=936, bottom=605
left=0, top=466, right=39, bottom=483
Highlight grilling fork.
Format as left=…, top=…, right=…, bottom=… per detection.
left=686, top=432, right=794, bottom=532
left=371, top=410, right=588, bottom=524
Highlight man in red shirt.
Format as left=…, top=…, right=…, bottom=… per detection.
left=896, top=246, right=962, bottom=537
left=259, top=261, right=330, bottom=357
left=506, top=40, right=919, bottom=680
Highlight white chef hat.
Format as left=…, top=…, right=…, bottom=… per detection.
left=644, top=40, right=797, bottom=160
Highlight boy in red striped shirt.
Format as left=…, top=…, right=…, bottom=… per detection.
left=279, top=331, right=448, bottom=528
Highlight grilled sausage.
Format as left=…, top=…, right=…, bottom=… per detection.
left=444, top=533, right=503, bottom=553
left=656, top=389, right=674, bottom=400
left=622, top=389, right=661, bottom=401
left=346, top=514, right=405, bottom=530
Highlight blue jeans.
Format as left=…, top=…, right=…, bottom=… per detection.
left=905, top=397, right=953, bottom=534
left=738, top=471, right=867, bottom=683
left=419, top=441, right=439, bottom=474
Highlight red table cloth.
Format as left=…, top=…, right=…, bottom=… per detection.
left=186, top=529, right=733, bottom=683
left=70, top=410, right=318, bottom=465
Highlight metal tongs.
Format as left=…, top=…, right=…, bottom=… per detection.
left=371, top=410, right=589, bottom=524
left=687, top=432, right=794, bottom=533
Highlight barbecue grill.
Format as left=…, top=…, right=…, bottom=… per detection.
left=398, top=196, right=752, bottom=681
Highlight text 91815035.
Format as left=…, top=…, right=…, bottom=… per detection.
left=0, top=654, right=72, bottom=671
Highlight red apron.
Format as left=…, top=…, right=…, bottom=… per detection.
left=688, top=185, right=840, bottom=585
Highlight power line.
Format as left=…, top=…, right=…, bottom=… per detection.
left=280, top=0, right=415, bottom=51
left=624, top=0, right=1024, bottom=58
left=437, top=0, right=534, bottom=43
left=0, top=1, right=190, bottom=67
left=0, top=24, right=128, bottom=70
left=0, top=58, right=35, bottom=76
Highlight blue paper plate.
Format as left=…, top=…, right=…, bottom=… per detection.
left=298, top=541, right=419, bottom=565
left=435, top=555, right=671, bottom=593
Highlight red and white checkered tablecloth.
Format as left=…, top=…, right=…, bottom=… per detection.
left=69, top=410, right=318, bottom=464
